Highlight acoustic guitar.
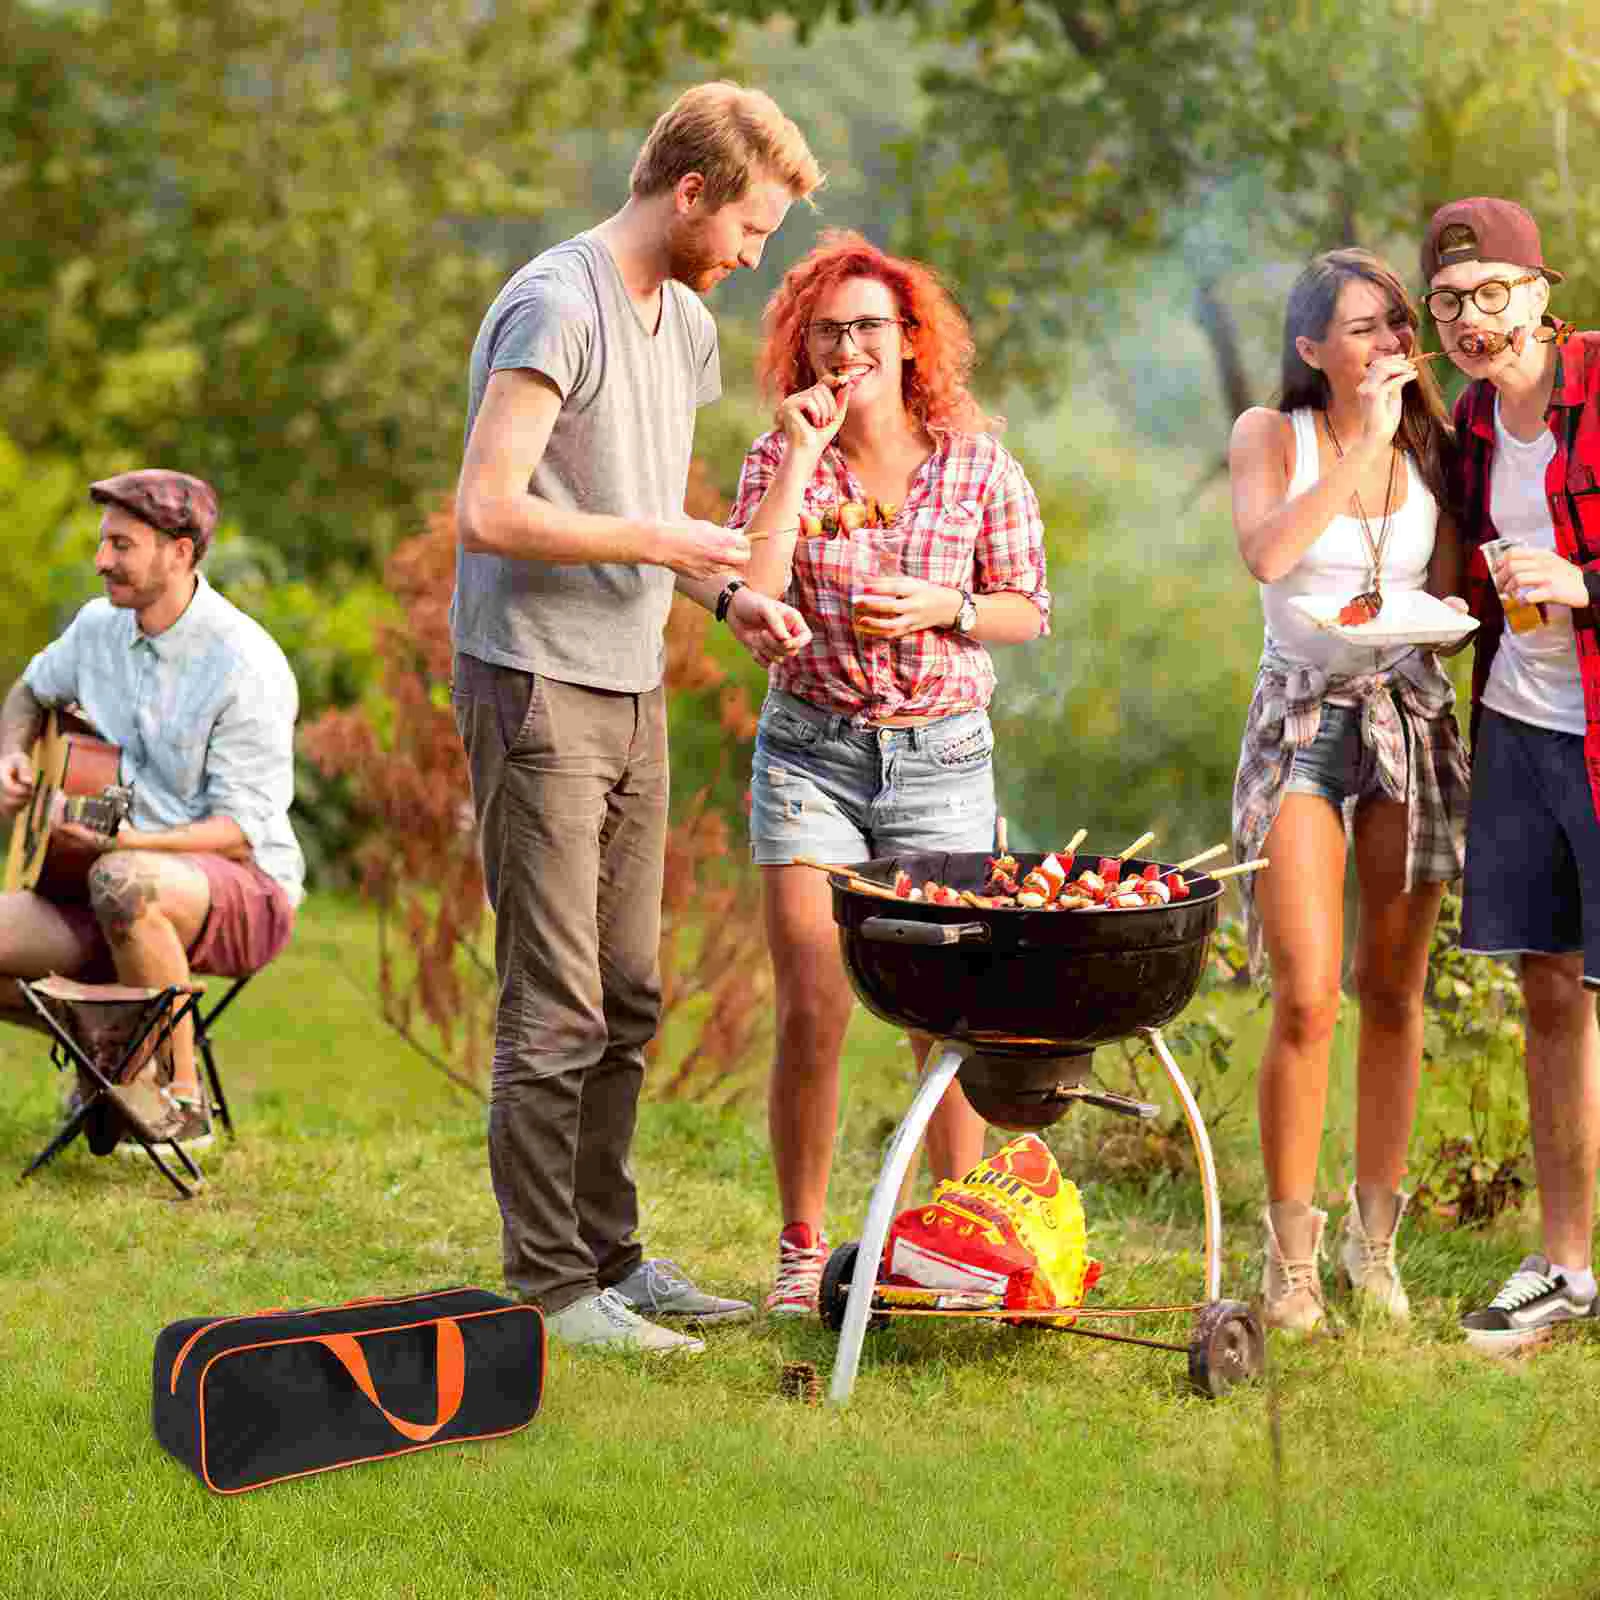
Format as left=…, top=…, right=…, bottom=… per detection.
left=3, top=710, right=131, bottom=901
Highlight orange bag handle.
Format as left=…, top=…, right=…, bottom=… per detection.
left=316, top=1318, right=465, bottom=1443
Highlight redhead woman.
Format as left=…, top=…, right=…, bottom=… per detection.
left=1230, top=248, right=1470, bottom=1332
left=725, top=231, right=1051, bottom=1314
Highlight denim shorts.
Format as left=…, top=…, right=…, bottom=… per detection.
left=749, top=689, right=998, bottom=866
left=1283, top=700, right=1384, bottom=808
left=1461, top=707, right=1600, bottom=986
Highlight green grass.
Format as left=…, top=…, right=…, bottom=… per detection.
left=2, top=898, right=1598, bottom=1599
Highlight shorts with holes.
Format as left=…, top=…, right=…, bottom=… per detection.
left=749, top=689, right=998, bottom=867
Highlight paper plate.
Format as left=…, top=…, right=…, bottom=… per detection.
left=1289, top=590, right=1480, bottom=647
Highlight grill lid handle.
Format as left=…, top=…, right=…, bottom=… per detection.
left=858, top=917, right=991, bottom=947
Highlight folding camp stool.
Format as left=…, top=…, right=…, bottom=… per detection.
left=191, top=973, right=253, bottom=1139
left=18, top=975, right=208, bottom=1200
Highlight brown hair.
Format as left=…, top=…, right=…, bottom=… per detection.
left=758, top=230, right=995, bottom=435
left=1279, top=248, right=1453, bottom=508
left=630, top=81, right=822, bottom=209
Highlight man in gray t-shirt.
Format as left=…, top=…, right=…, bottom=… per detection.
left=451, top=83, right=820, bottom=1354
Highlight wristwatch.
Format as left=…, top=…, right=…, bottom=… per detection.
left=952, top=588, right=978, bottom=634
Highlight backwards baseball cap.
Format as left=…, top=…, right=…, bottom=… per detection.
left=1420, top=196, right=1564, bottom=286
left=88, top=469, right=219, bottom=559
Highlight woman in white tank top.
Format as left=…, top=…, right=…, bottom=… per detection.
left=1228, top=249, right=1471, bottom=1334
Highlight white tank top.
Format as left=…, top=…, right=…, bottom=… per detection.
left=1259, top=408, right=1438, bottom=680
left=1481, top=394, right=1585, bottom=735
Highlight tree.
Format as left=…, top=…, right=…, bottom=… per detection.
left=0, top=0, right=633, bottom=573
left=582, top=0, right=1600, bottom=427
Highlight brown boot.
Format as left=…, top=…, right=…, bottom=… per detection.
left=1335, top=1183, right=1410, bottom=1319
left=1261, top=1201, right=1328, bottom=1333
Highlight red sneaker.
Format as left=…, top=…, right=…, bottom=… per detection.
left=765, top=1222, right=830, bottom=1316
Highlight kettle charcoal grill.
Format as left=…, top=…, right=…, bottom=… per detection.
left=822, top=848, right=1264, bottom=1404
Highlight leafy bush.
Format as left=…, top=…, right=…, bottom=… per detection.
left=1412, top=892, right=1531, bottom=1226
left=301, top=491, right=774, bottom=1102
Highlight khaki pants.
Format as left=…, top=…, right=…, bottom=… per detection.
left=452, top=653, right=668, bottom=1313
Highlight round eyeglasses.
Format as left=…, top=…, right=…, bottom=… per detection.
left=804, top=316, right=906, bottom=349
left=1424, top=274, right=1540, bottom=324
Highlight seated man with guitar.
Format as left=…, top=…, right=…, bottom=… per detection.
left=0, top=470, right=303, bottom=1148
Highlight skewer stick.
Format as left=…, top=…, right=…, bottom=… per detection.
left=1207, top=858, right=1269, bottom=881
left=1117, top=830, right=1156, bottom=860
left=1063, top=827, right=1087, bottom=857
left=744, top=525, right=800, bottom=544
left=791, top=854, right=903, bottom=899
left=792, top=855, right=847, bottom=875
left=1175, top=842, right=1230, bottom=872
left=995, top=816, right=1008, bottom=856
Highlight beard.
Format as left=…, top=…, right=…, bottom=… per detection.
left=665, top=217, right=731, bottom=294
left=103, top=572, right=165, bottom=610
left=103, top=542, right=179, bottom=611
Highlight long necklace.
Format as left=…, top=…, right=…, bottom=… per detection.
left=1325, top=414, right=1399, bottom=625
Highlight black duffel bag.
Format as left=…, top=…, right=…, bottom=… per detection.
left=153, top=1286, right=544, bottom=1493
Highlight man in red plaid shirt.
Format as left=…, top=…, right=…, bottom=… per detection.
left=1428, top=198, right=1600, bottom=1348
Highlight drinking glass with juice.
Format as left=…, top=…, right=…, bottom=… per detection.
left=1482, top=538, right=1546, bottom=633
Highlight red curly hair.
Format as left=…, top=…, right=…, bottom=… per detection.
left=757, top=230, right=995, bottom=434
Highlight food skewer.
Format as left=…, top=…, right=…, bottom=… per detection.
left=1063, top=827, right=1087, bottom=857
left=1175, top=843, right=1230, bottom=872
left=843, top=878, right=905, bottom=901
left=995, top=816, right=1008, bottom=856
left=1117, top=830, right=1156, bottom=860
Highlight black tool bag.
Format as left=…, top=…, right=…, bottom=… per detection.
left=153, top=1286, right=544, bottom=1493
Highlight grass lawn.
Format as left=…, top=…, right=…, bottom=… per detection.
left=2, top=895, right=1598, bottom=1600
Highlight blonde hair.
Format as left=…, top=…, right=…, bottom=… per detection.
left=630, top=81, right=822, bottom=209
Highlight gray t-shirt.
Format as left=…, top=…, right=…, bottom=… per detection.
left=449, top=233, right=721, bottom=692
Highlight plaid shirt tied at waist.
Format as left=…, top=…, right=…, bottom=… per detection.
left=1231, top=648, right=1469, bottom=976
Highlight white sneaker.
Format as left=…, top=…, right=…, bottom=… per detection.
left=545, top=1288, right=705, bottom=1355
left=1335, top=1184, right=1410, bottom=1319
left=1261, top=1202, right=1328, bottom=1333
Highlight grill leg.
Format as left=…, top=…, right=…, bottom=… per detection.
left=1141, top=1026, right=1222, bottom=1302
left=827, top=1038, right=969, bottom=1407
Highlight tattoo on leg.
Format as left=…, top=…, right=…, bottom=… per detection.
left=88, top=857, right=165, bottom=946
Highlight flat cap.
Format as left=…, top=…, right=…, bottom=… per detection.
left=89, top=469, right=219, bottom=557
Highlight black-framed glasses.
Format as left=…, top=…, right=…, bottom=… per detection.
left=1424, top=274, right=1540, bottom=324
left=804, top=316, right=906, bottom=348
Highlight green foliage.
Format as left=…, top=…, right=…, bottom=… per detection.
left=205, top=531, right=399, bottom=885
left=0, top=0, right=632, bottom=573
left=1413, top=890, right=1532, bottom=1225
left=986, top=411, right=1255, bottom=856
left=206, top=533, right=395, bottom=722
left=0, top=431, right=100, bottom=688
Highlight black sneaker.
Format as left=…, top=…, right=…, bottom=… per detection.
left=1460, top=1254, right=1596, bottom=1352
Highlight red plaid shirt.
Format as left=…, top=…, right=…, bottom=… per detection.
left=727, top=430, right=1050, bottom=721
left=1448, top=320, right=1600, bottom=817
